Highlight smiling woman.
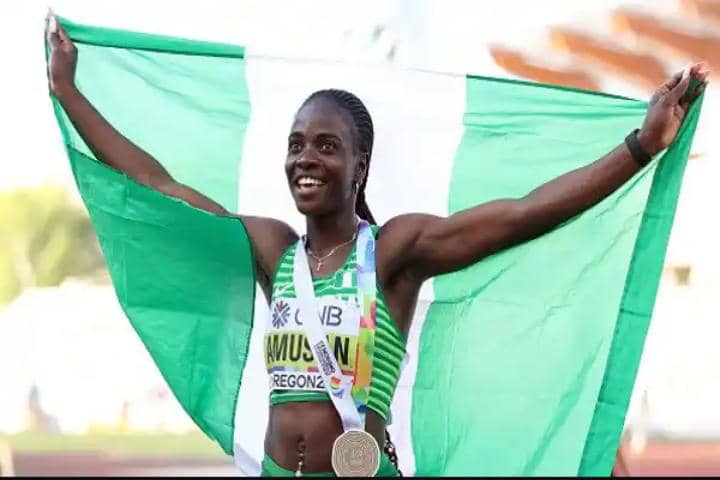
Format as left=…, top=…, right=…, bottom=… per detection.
left=45, top=12, right=707, bottom=477
left=288, top=90, right=377, bottom=226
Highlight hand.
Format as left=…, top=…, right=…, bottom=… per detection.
left=637, top=62, right=710, bottom=155
left=46, top=10, right=78, bottom=98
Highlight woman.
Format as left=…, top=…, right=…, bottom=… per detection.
left=47, top=14, right=708, bottom=477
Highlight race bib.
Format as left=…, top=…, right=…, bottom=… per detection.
left=265, top=296, right=360, bottom=391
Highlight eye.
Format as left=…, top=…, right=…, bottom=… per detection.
left=288, top=141, right=303, bottom=154
left=319, top=141, right=337, bottom=154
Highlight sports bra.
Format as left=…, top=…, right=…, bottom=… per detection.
left=264, top=227, right=406, bottom=421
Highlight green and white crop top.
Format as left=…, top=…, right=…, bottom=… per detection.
left=264, top=228, right=406, bottom=421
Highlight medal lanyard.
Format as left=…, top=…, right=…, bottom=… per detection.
left=292, top=220, right=377, bottom=431
left=350, top=221, right=377, bottom=423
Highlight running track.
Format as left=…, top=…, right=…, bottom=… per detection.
left=6, top=441, right=720, bottom=476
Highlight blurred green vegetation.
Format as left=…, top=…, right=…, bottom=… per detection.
left=0, top=431, right=225, bottom=458
left=0, top=185, right=106, bottom=308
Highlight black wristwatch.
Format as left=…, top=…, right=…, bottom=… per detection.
left=625, top=128, right=653, bottom=167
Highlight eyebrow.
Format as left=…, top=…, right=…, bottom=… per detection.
left=288, top=132, right=343, bottom=142
left=316, top=133, right=342, bottom=143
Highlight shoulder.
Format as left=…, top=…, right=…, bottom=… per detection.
left=375, top=213, right=442, bottom=280
left=241, top=215, right=298, bottom=241
left=377, top=213, right=442, bottom=247
left=240, top=215, right=298, bottom=253
left=238, top=215, right=298, bottom=293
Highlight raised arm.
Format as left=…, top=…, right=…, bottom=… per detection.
left=47, top=14, right=228, bottom=215
left=381, top=65, right=709, bottom=282
left=46, top=14, right=297, bottom=298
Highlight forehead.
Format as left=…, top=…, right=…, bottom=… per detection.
left=291, top=97, right=354, bottom=141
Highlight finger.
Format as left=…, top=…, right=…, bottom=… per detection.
left=691, top=82, right=707, bottom=102
left=688, top=62, right=711, bottom=88
left=696, top=67, right=711, bottom=83
left=682, top=82, right=707, bottom=108
left=660, top=70, right=683, bottom=92
left=46, top=15, right=60, bottom=49
left=48, top=10, right=58, bottom=33
left=57, top=21, right=71, bottom=44
left=649, top=89, right=663, bottom=106
left=668, top=68, right=692, bottom=104
left=691, top=61, right=709, bottom=76
left=650, top=71, right=680, bottom=104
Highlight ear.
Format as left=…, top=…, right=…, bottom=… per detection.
left=355, top=152, right=369, bottom=184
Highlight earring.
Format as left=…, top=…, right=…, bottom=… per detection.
left=353, top=181, right=359, bottom=193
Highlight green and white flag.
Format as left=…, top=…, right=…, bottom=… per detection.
left=47, top=18, right=703, bottom=476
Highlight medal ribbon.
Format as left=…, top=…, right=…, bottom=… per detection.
left=350, top=220, right=377, bottom=425
left=292, top=219, right=377, bottom=431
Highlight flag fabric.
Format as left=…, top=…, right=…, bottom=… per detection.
left=48, top=17, right=703, bottom=476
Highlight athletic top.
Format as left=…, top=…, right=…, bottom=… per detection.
left=264, top=227, right=406, bottom=421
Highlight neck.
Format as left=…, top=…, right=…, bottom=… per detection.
left=305, top=208, right=358, bottom=255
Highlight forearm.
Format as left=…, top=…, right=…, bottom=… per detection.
left=55, top=85, right=172, bottom=187
left=405, top=64, right=708, bottom=280
left=520, top=141, right=643, bottom=236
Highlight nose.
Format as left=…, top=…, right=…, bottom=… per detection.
left=295, top=150, right=320, bottom=169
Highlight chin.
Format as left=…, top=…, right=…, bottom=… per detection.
left=294, top=196, right=340, bottom=218
left=293, top=198, right=324, bottom=216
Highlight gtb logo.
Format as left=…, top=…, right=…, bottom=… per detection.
left=272, top=300, right=290, bottom=328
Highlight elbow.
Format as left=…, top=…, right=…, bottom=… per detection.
left=145, top=171, right=174, bottom=191
left=508, top=199, right=531, bottom=231
left=506, top=199, right=545, bottom=243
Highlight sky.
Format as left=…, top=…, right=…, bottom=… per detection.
left=0, top=0, right=681, bottom=190
left=4, top=0, right=718, bottom=268
left=2, top=0, right=718, bottom=265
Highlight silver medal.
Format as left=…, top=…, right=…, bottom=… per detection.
left=331, top=429, right=380, bottom=477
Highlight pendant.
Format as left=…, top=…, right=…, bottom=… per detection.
left=331, top=429, right=380, bottom=477
left=295, top=441, right=305, bottom=477
left=315, top=259, right=323, bottom=272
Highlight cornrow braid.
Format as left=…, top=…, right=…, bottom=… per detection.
left=301, top=89, right=376, bottom=225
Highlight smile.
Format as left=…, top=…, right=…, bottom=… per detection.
left=295, top=176, right=327, bottom=192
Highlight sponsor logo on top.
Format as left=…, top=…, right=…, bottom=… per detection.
left=271, top=300, right=291, bottom=328
left=268, top=297, right=360, bottom=335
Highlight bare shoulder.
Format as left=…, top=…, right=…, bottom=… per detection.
left=241, top=215, right=298, bottom=244
left=377, top=213, right=439, bottom=243
left=239, top=215, right=298, bottom=286
left=376, top=213, right=441, bottom=281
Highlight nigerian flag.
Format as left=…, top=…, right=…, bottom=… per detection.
left=48, top=17, right=702, bottom=476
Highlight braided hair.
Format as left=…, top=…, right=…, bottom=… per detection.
left=300, top=89, right=376, bottom=224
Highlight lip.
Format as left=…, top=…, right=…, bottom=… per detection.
left=294, top=183, right=326, bottom=197
left=292, top=175, right=328, bottom=197
left=292, top=173, right=327, bottom=185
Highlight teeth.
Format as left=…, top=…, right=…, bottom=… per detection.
left=297, top=177, right=324, bottom=187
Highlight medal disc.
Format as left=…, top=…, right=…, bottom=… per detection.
left=331, top=429, right=380, bottom=477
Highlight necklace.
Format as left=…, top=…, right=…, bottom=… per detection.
left=305, top=225, right=358, bottom=272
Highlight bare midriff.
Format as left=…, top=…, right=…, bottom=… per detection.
left=264, top=401, right=386, bottom=473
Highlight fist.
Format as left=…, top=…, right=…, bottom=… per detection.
left=46, top=12, right=78, bottom=97
left=637, top=63, right=710, bottom=156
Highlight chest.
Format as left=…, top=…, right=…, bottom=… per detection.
left=267, top=296, right=361, bottom=336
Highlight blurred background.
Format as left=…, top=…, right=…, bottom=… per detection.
left=1, top=0, right=719, bottom=476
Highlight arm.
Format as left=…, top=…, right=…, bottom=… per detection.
left=46, top=14, right=297, bottom=298
left=53, top=85, right=231, bottom=214
left=382, top=64, right=709, bottom=281
left=47, top=15, right=226, bottom=215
